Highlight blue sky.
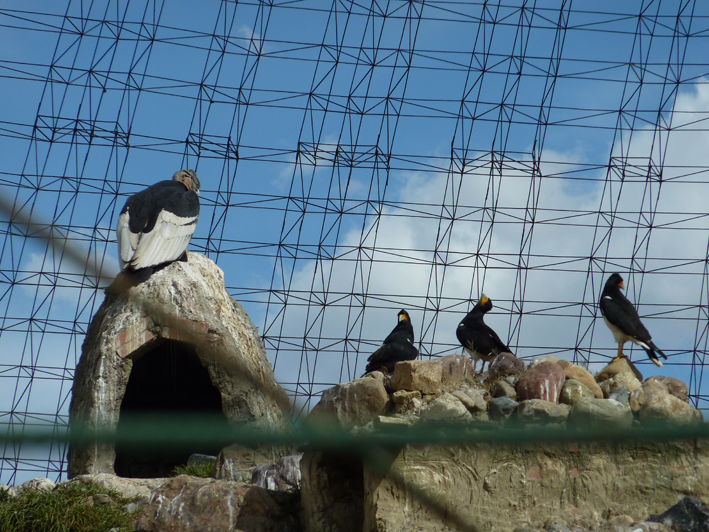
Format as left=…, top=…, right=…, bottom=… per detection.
left=1, top=0, right=709, bottom=484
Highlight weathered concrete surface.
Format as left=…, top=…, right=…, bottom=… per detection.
left=69, top=252, right=291, bottom=477
left=132, top=475, right=299, bottom=532
left=305, top=440, right=709, bottom=532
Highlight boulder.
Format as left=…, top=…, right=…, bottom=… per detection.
left=420, top=393, right=472, bottom=421
left=132, top=475, right=299, bottom=532
left=608, top=387, right=630, bottom=405
left=214, top=444, right=281, bottom=482
left=391, top=390, right=422, bottom=415
left=651, top=496, right=709, bottom=532
left=638, top=394, right=702, bottom=425
left=513, top=399, right=570, bottom=424
left=489, top=352, right=526, bottom=380
left=309, top=375, right=389, bottom=427
left=492, top=380, right=517, bottom=400
left=630, top=378, right=671, bottom=413
left=516, top=361, right=566, bottom=403
left=645, top=376, right=689, bottom=403
left=20, top=477, right=55, bottom=492
left=600, top=371, right=642, bottom=398
left=452, top=388, right=487, bottom=413
left=568, top=397, right=633, bottom=429
left=440, top=354, right=475, bottom=390
left=595, top=357, right=643, bottom=383
left=252, top=454, right=302, bottom=492
left=489, top=396, right=519, bottom=418
left=564, top=364, right=603, bottom=399
left=390, top=360, right=442, bottom=394
left=559, top=379, right=595, bottom=406
left=69, top=253, right=291, bottom=478
left=67, top=473, right=164, bottom=500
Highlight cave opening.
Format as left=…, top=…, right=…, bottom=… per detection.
left=114, top=339, right=227, bottom=478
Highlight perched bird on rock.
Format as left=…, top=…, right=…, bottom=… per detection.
left=364, top=310, right=418, bottom=374
left=456, top=294, right=510, bottom=373
left=117, top=169, right=200, bottom=277
left=599, top=273, right=667, bottom=367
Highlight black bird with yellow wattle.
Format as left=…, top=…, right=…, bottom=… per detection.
left=456, top=294, right=510, bottom=373
left=599, top=273, right=667, bottom=367
left=364, top=309, right=418, bottom=374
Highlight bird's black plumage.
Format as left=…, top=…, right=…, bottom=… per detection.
left=364, top=310, right=418, bottom=374
left=456, top=294, right=510, bottom=373
left=117, top=170, right=200, bottom=273
left=599, top=273, right=667, bottom=367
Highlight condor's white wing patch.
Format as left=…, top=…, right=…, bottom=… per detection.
left=118, top=209, right=198, bottom=270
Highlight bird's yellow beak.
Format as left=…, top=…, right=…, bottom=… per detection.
left=399, top=313, right=408, bottom=321
left=618, top=281, right=624, bottom=289
left=480, top=296, right=489, bottom=305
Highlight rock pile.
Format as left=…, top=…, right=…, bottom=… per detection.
left=308, top=353, right=702, bottom=429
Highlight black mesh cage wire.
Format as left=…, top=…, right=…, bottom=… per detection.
left=1, top=0, right=709, bottom=485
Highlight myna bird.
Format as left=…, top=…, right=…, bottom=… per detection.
left=117, top=170, right=200, bottom=276
left=456, top=294, right=510, bottom=373
left=364, top=309, right=418, bottom=374
left=599, top=273, right=667, bottom=367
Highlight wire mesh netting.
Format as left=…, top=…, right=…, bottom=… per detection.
left=1, top=0, right=709, bottom=485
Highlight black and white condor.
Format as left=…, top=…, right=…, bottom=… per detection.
left=117, top=169, right=200, bottom=275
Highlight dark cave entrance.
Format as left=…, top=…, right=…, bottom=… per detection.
left=114, top=339, right=227, bottom=478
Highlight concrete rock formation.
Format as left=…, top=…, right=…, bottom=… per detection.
left=69, top=252, right=291, bottom=478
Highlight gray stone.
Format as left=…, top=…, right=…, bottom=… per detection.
left=309, top=375, right=389, bottom=427
left=187, top=453, right=217, bottom=469
left=252, top=454, right=302, bottom=492
left=608, top=387, right=630, bottom=405
left=92, top=492, right=113, bottom=505
left=20, top=477, right=55, bottom=492
left=489, top=396, right=519, bottom=418
left=493, top=380, right=517, bottom=400
left=638, top=394, right=702, bottom=425
left=559, top=379, right=595, bottom=406
left=122, top=502, right=139, bottom=513
left=513, top=399, right=570, bottom=424
left=517, top=361, right=566, bottom=403
left=0, top=485, right=17, bottom=498
left=547, top=525, right=571, bottom=532
left=69, top=253, right=291, bottom=478
left=420, top=392, right=472, bottom=421
left=132, top=475, right=299, bottom=532
left=568, top=397, right=633, bottom=429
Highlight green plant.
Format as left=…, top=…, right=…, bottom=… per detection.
left=171, top=460, right=214, bottom=478
left=0, top=482, right=138, bottom=532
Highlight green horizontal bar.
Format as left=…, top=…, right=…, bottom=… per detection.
left=1, top=414, right=708, bottom=451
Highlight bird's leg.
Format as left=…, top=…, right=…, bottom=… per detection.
left=611, top=343, right=626, bottom=362
left=480, top=361, right=486, bottom=374
left=472, top=359, right=478, bottom=374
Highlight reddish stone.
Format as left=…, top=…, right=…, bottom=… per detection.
left=516, top=361, right=565, bottom=403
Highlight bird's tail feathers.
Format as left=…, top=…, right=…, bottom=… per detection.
left=639, top=340, right=667, bottom=367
